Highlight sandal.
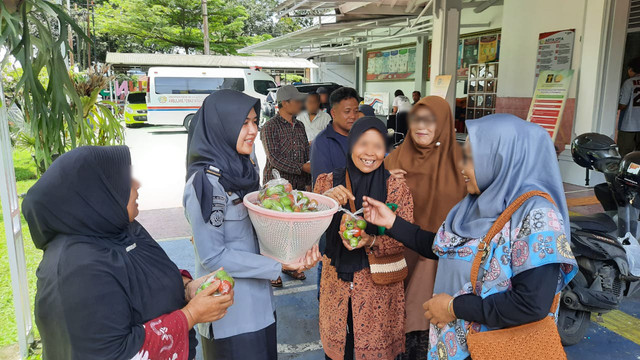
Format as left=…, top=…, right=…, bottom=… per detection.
left=282, top=269, right=306, bottom=280
left=271, top=276, right=283, bottom=287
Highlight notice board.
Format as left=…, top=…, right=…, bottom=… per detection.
left=535, top=29, right=575, bottom=78
left=366, top=46, right=416, bottom=81
left=527, top=70, right=574, bottom=141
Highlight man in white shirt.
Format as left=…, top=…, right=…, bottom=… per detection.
left=297, top=92, right=332, bottom=143
left=392, top=89, right=412, bottom=114
left=618, top=57, right=640, bottom=157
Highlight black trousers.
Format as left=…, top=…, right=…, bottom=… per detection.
left=325, top=298, right=354, bottom=360
left=200, top=317, right=277, bottom=360
left=617, top=130, right=640, bottom=157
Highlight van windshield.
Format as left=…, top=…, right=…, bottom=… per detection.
left=154, top=77, right=245, bottom=94
left=127, top=92, right=147, bottom=104
left=254, top=80, right=277, bottom=95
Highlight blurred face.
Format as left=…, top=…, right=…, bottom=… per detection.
left=319, top=93, right=329, bottom=104
left=305, top=95, right=321, bottom=114
left=127, top=178, right=141, bottom=222
left=331, top=97, right=359, bottom=135
left=236, top=108, right=259, bottom=155
left=412, top=92, right=420, bottom=103
left=409, top=106, right=437, bottom=147
left=351, top=129, right=386, bottom=174
left=458, top=137, right=480, bottom=195
left=281, top=99, right=303, bottom=116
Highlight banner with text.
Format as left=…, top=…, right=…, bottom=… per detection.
left=527, top=70, right=574, bottom=141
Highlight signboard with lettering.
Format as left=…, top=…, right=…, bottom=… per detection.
left=527, top=69, right=574, bottom=141
left=535, top=29, right=575, bottom=79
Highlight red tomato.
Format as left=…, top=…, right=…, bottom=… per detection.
left=293, top=206, right=301, bottom=212
left=288, top=194, right=295, bottom=203
left=270, top=194, right=280, bottom=200
left=217, top=280, right=232, bottom=295
left=284, top=183, right=293, bottom=193
left=351, top=228, right=361, bottom=237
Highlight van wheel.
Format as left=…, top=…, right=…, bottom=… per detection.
left=184, top=114, right=195, bottom=131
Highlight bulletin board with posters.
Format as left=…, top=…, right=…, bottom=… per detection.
left=366, top=45, right=417, bottom=81
left=457, top=31, right=501, bottom=78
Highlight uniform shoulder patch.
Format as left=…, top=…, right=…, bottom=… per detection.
left=209, top=195, right=226, bottom=227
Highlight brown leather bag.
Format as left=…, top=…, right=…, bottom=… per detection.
left=345, top=171, right=407, bottom=285
left=466, top=190, right=567, bottom=360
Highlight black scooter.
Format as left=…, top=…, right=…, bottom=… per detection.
left=557, top=133, right=640, bottom=345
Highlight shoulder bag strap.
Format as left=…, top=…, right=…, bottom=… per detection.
left=469, top=191, right=556, bottom=295
left=345, top=170, right=357, bottom=213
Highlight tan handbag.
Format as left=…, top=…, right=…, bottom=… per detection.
left=344, top=171, right=407, bottom=285
left=466, top=190, right=567, bottom=360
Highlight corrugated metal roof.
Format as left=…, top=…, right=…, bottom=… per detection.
left=105, top=53, right=318, bottom=69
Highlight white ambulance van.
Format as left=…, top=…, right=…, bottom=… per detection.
left=147, top=67, right=276, bottom=128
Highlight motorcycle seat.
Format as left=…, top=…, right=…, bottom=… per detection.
left=570, top=213, right=617, bottom=234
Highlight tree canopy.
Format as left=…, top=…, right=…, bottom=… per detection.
left=89, top=0, right=308, bottom=58
left=94, top=0, right=251, bottom=54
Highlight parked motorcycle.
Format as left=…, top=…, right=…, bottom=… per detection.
left=557, top=133, right=640, bottom=345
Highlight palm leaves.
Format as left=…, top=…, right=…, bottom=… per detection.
left=2, top=0, right=122, bottom=171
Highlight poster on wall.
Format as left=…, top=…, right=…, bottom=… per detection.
left=478, top=35, right=499, bottom=63
left=535, top=29, right=575, bottom=78
left=364, top=92, right=390, bottom=115
left=430, top=75, right=452, bottom=99
left=366, top=47, right=416, bottom=81
left=526, top=70, right=574, bottom=141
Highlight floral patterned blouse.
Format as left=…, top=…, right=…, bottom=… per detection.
left=427, top=207, right=578, bottom=360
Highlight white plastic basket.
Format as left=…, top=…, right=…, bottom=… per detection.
left=243, top=191, right=339, bottom=263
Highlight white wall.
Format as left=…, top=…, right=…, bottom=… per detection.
left=498, top=0, right=586, bottom=98
left=313, top=62, right=357, bottom=87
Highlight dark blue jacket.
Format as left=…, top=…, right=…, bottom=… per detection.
left=311, top=122, right=349, bottom=185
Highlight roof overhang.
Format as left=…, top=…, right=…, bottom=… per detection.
left=104, top=53, right=318, bottom=70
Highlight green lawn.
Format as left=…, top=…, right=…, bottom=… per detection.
left=0, top=148, right=41, bottom=350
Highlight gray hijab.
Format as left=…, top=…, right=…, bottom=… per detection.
left=444, top=114, right=569, bottom=239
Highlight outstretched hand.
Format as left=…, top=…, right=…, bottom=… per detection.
left=362, top=196, right=396, bottom=230
left=282, top=244, right=321, bottom=272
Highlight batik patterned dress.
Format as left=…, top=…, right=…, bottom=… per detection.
left=426, top=207, right=578, bottom=360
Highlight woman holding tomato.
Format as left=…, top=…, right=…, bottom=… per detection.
left=314, top=116, right=414, bottom=360
left=184, top=90, right=321, bottom=360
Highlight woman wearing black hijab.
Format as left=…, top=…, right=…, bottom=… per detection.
left=184, top=89, right=320, bottom=360
left=23, top=146, right=234, bottom=360
left=313, top=117, right=414, bottom=360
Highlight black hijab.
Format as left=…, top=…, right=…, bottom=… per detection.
left=23, top=146, right=196, bottom=359
left=186, top=89, right=261, bottom=221
left=327, top=116, right=390, bottom=282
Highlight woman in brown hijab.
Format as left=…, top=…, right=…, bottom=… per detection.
left=385, top=96, right=466, bottom=359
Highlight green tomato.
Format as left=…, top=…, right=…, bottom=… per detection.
left=300, top=196, right=310, bottom=205
left=271, top=201, right=284, bottom=212
left=356, top=219, right=367, bottom=230
left=343, top=230, right=353, bottom=240
left=345, top=220, right=355, bottom=230
left=350, top=238, right=359, bottom=248
left=280, top=196, right=293, bottom=207
left=261, top=199, right=275, bottom=209
left=266, top=184, right=285, bottom=196
left=215, top=270, right=235, bottom=287
left=283, top=205, right=294, bottom=213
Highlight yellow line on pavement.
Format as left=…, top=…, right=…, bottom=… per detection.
left=591, top=310, right=640, bottom=345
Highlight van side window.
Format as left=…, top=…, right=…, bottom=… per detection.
left=155, top=77, right=245, bottom=94
left=254, top=80, right=277, bottom=96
